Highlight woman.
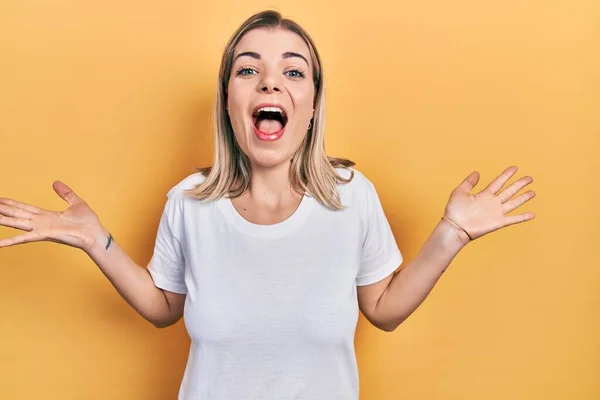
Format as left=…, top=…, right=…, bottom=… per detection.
left=0, top=10, right=535, bottom=400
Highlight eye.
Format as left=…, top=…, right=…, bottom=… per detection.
left=236, top=67, right=257, bottom=76
left=285, top=68, right=306, bottom=79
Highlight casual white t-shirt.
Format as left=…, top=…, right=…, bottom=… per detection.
left=147, top=167, right=403, bottom=400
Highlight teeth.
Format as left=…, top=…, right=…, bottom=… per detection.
left=254, top=106, right=285, bottom=116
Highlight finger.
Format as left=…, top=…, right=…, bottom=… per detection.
left=497, top=176, right=534, bottom=203
left=481, top=166, right=518, bottom=195
left=0, top=198, right=41, bottom=214
left=503, top=191, right=536, bottom=214
left=456, top=171, right=480, bottom=193
left=53, top=181, right=84, bottom=207
left=0, top=215, right=33, bottom=231
left=0, top=231, right=44, bottom=248
left=504, top=212, right=535, bottom=227
left=0, top=203, right=34, bottom=220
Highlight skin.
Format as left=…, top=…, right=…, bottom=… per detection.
left=357, top=167, right=536, bottom=331
left=228, top=27, right=314, bottom=170
left=226, top=27, right=315, bottom=224
left=0, top=28, right=536, bottom=332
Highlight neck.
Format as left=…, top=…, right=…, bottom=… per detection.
left=246, top=161, right=299, bottom=206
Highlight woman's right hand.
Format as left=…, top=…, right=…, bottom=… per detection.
left=0, top=181, right=104, bottom=252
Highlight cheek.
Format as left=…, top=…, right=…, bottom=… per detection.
left=291, top=87, right=315, bottom=121
left=227, top=77, right=250, bottom=109
left=226, top=86, right=249, bottom=127
left=224, top=88, right=250, bottom=151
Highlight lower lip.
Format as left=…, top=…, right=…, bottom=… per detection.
left=252, top=124, right=286, bottom=141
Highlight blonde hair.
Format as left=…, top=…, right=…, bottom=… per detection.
left=184, top=10, right=355, bottom=210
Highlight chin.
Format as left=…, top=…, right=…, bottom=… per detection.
left=247, top=149, right=292, bottom=169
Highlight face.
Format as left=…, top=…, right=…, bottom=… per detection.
left=227, top=27, right=315, bottom=169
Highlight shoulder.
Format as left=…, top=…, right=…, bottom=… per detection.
left=335, top=167, right=375, bottom=192
left=334, top=167, right=377, bottom=208
left=166, top=171, right=208, bottom=198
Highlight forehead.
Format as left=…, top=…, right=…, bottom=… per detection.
left=234, top=28, right=311, bottom=64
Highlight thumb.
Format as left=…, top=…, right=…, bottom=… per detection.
left=455, top=171, right=480, bottom=194
left=53, top=181, right=83, bottom=207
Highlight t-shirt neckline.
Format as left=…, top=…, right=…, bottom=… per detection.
left=217, top=193, right=315, bottom=238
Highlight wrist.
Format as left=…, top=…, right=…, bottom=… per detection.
left=438, top=217, right=470, bottom=249
left=82, top=225, right=112, bottom=255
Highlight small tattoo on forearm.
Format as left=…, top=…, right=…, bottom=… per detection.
left=105, top=233, right=113, bottom=250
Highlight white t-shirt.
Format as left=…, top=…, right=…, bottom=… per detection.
left=147, top=167, right=403, bottom=400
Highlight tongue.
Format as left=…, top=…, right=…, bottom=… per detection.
left=257, top=119, right=283, bottom=134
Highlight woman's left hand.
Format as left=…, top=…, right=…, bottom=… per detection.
left=443, top=165, right=536, bottom=245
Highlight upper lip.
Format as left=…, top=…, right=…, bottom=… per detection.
left=251, top=103, right=288, bottom=118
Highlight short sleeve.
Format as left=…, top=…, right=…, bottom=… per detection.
left=356, top=179, right=403, bottom=286
left=147, top=190, right=187, bottom=294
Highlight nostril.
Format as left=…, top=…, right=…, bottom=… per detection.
left=261, top=85, right=280, bottom=92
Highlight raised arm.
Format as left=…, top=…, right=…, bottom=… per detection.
left=358, top=166, right=536, bottom=331
left=0, top=180, right=184, bottom=328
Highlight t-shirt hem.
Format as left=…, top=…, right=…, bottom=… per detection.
left=148, top=268, right=188, bottom=294
left=356, top=251, right=403, bottom=286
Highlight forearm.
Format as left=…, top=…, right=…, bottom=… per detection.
left=375, top=218, right=467, bottom=331
left=83, top=226, right=173, bottom=328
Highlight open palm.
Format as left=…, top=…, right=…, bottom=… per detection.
left=0, top=181, right=101, bottom=250
left=444, top=166, right=536, bottom=244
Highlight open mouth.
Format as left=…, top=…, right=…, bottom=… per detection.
left=252, top=106, right=288, bottom=134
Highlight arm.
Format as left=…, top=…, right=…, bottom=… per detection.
left=85, top=226, right=185, bottom=329
left=0, top=181, right=185, bottom=328
left=357, top=218, right=465, bottom=332
left=358, top=166, right=536, bottom=332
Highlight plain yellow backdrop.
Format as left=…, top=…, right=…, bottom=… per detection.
left=0, top=1, right=598, bottom=399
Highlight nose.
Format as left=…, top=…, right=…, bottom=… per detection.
left=257, top=70, right=281, bottom=94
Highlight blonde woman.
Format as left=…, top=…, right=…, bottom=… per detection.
left=0, top=10, right=536, bottom=399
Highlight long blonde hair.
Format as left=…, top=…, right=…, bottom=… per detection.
left=184, top=10, right=355, bottom=210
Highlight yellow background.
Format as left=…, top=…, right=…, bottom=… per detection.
left=1, top=0, right=598, bottom=399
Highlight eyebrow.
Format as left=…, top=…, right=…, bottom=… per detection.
left=233, top=51, right=309, bottom=66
